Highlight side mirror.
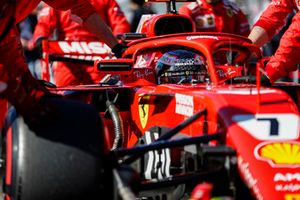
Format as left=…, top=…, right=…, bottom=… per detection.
left=94, top=59, right=134, bottom=74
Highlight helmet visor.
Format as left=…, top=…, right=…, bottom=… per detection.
left=156, top=50, right=208, bottom=84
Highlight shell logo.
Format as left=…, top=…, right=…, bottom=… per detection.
left=285, top=194, right=300, bottom=200
left=254, top=142, right=300, bottom=167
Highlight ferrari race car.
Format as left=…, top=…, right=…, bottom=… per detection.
left=1, top=1, right=300, bottom=200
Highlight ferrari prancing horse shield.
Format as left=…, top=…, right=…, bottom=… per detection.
left=139, top=96, right=150, bottom=129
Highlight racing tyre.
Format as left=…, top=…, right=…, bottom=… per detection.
left=2, top=98, right=109, bottom=200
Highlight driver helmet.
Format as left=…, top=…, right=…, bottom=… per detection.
left=156, top=49, right=208, bottom=84
left=0, top=0, right=16, bottom=41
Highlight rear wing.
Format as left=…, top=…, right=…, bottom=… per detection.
left=42, top=40, right=112, bottom=81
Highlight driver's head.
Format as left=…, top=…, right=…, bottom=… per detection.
left=155, top=50, right=208, bottom=84
left=0, top=0, right=16, bottom=41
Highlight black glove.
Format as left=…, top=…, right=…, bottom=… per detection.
left=111, top=43, right=127, bottom=58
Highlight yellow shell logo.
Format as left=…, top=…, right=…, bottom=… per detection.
left=139, top=96, right=149, bottom=129
left=255, top=142, right=300, bottom=167
left=285, top=194, right=300, bottom=200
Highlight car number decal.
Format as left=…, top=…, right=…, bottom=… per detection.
left=144, top=131, right=171, bottom=180
left=232, top=114, right=299, bottom=140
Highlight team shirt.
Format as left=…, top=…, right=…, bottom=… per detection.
left=179, top=0, right=250, bottom=36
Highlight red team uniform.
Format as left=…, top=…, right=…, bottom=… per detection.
left=33, top=0, right=130, bottom=86
left=253, top=0, right=300, bottom=82
left=179, top=0, right=250, bottom=36
left=0, top=0, right=120, bottom=127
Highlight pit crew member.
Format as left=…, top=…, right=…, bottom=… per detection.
left=33, top=1, right=130, bottom=86
left=179, top=0, right=250, bottom=36
left=0, top=0, right=126, bottom=128
left=248, top=0, right=300, bottom=84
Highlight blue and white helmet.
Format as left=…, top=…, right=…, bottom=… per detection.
left=156, top=50, right=208, bottom=84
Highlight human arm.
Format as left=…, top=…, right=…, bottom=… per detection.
left=103, top=0, right=130, bottom=35
left=82, top=12, right=119, bottom=48
left=248, top=0, right=294, bottom=46
left=265, top=12, right=300, bottom=83
left=32, top=5, right=58, bottom=44
left=44, top=0, right=120, bottom=49
left=248, top=26, right=269, bottom=47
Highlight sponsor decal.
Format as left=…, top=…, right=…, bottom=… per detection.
left=175, top=93, right=194, bottom=117
left=232, top=114, right=299, bottom=140
left=284, top=194, right=300, bottom=200
left=194, top=14, right=215, bottom=29
left=255, top=142, right=300, bottom=167
left=139, top=96, right=150, bottom=129
left=195, top=18, right=204, bottom=27
left=275, top=173, right=300, bottom=192
left=274, top=173, right=300, bottom=182
left=134, top=69, right=154, bottom=79
left=276, top=184, right=300, bottom=192
left=186, top=35, right=219, bottom=41
left=58, top=41, right=111, bottom=54
left=238, top=156, right=263, bottom=200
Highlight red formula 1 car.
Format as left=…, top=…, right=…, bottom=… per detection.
left=1, top=1, right=300, bottom=200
